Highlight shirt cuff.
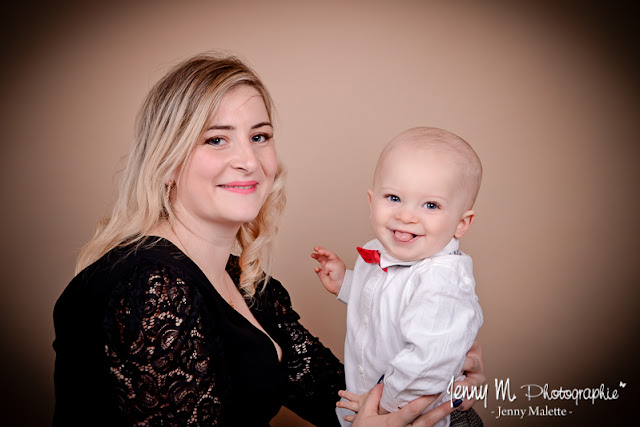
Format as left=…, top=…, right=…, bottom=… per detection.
left=337, top=270, right=353, bottom=304
left=380, top=384, right=402, bottom=413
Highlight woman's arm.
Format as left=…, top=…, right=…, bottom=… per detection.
left=103, top=264, right=225, bottom=425
left=267, top=278, right=346, bottom=426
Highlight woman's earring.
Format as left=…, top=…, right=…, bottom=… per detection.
left=166, top=181, right=174, bottom=203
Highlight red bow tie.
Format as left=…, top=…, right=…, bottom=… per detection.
left=357, top=247, right=388, bottom=272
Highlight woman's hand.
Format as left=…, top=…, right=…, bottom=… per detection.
left=349, top=383, right=457, bottom=427
left=337, top=388, right=396, bottom=421
left=454, top=339, right=486, bottom=411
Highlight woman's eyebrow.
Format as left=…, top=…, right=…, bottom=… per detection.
left=206, top=121, right=272, bottom=131
left=251, top=121, right=272, bottom=129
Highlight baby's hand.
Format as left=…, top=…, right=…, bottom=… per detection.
left=311, top=246, right=346, bottom=296
left=337, top=390, right=367, bottom=422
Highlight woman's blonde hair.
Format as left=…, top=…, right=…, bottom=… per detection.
left=76, top=53, right=286, bottom=298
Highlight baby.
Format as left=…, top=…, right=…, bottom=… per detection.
left=312, top=127, right=483, bottom=427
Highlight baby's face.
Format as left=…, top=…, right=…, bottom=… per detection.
left=369, top=144, right=471, bottom=262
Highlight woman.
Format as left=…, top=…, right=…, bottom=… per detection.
left=53, top=54, right=484, bottom=426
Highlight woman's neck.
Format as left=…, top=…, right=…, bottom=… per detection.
left=152, top=216, right=239, bottom=284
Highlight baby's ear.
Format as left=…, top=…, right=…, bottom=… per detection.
left=454, top=210, right=475, bottom=238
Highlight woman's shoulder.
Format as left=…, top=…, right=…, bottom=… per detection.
left=250, top=273, right=298, bottom=322
left=56, top=238, right=199, bottom=313
left=251, top=272, right=286, bottom=300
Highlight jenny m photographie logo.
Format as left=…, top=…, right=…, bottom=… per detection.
left=447, top=377, right=625, bottom=421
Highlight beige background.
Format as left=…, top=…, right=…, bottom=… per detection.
left=1, top=1, right=638, bottom=425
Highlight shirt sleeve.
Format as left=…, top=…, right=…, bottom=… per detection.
left=380, top=263, right=482, bottom=412
left=103, top=264, right=224, bottom=425
left=337, top=269, right=354, bottom=304
left=268, top=278, right=345, bottom=427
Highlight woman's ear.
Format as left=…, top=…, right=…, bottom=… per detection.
left=167, top=165, right=182, bottom=187
left=454, top=210, right=475, bottom=238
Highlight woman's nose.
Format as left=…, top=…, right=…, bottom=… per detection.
left=231, top=140, right=258, bottom=172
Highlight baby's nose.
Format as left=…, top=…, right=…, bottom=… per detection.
left=396, top=207, right=418, bottom=223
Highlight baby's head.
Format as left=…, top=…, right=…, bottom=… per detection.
left=368, top=127, right=482, bottom=262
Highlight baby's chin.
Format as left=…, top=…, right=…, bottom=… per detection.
left=382, top=245, right=435, bottom=263
left=389, top=253, right=426, bottom=262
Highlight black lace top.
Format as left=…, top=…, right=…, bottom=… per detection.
left=53, top=238, right=345, bottom=426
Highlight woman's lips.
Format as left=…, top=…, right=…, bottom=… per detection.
left=218, top=181, right=258, bottom=194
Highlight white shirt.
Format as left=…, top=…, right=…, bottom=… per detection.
left=337, top=237, right=482, bottom=425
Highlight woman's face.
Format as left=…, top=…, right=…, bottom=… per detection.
left=173, top=85, right=278, bottom=230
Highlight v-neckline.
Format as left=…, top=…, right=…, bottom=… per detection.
left=147, top=236, right=283, bottom=363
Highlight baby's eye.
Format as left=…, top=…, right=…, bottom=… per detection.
left=386, top=195, right=401, bottom=203
left=206, top=137, right=226, bottom=146
left=424, top=202, right=438, bottom=210
left=251, top=133, right=271, bottom=143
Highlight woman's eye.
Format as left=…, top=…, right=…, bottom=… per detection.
left=206, top=137, right=225, bottom=146
left=386, top=195, right=401, bottom=203
left=251, top=133, right=271, bottom=143
left=424, top=202, right=438, bottom=210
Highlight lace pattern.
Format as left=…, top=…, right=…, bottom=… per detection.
left=100, top=246, right=344, bottom=426
left=269, top=280, right=345, bottom=426
left=105, top=265, right=223, bottom=426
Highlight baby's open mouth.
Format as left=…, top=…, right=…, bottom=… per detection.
left=393, top=230, right=419, bottom=242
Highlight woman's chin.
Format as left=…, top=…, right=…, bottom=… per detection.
left=225, top=210, right=262, bottom=226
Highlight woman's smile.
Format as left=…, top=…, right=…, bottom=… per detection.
left=218, top=180, right=259, bottom=194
